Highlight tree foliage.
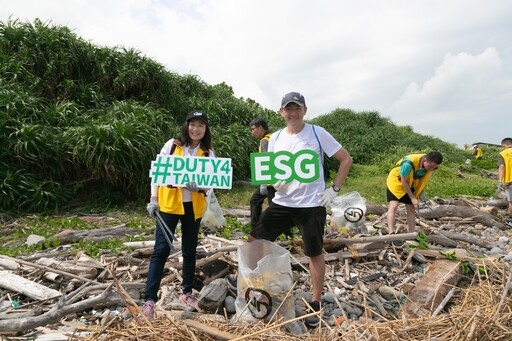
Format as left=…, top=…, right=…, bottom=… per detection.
left=0, top=19, right=468, bottom=213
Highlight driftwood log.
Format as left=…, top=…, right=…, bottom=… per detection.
left=486, top=199, right=509, bottom=209
left=202, top=233, right=420, bottom=256
left=437, top=230, right=497, bottom=250
left=44, top=224, right=135, bottom=247
left=419, top=205, right=507, bottom=229
left=0, top=271, right=62, bottom=301
left=223, top=205, right=389, bottom=218
left=0, top=286, right=123, bottom=334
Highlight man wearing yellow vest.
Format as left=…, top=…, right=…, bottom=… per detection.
left=249, top=117, right=276, bottom=227
left=386, top=151, right=443, bottom=233
left=498, top=137, right=512, bottom=219
left=473, top=145, right=483, bottom=159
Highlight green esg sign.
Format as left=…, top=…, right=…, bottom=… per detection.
left=250, top=150, right=320, bottom=185
left=149, top=155, right=232, bottom=189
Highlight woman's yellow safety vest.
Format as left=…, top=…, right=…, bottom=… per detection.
left=386, top=154, right=432, bottom=200
left=157, top=144, right=208, bottom=220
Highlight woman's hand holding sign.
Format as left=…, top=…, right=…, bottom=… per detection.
left=185, top=182, right=199, bottom=192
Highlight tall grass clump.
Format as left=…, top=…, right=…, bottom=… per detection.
left=0, top=18, right=275, bottom=213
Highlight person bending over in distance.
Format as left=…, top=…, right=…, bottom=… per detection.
left=473, top=145, right=483, bottom=159
left=386, top=151, right=443, bottom=233
left=498, top=137, right=512, bottom=219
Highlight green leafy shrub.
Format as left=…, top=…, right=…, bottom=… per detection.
left=0, top=18, right=494, bottom=214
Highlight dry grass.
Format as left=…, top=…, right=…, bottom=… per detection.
left=345, top=281, right=512, bottom=340
left=85, top=273, right=512, bottom=341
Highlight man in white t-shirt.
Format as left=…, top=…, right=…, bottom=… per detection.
left=248, top=92, right=353, bottom=328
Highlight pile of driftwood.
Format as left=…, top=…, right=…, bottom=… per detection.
left=0, top=195, right=512, bottom=340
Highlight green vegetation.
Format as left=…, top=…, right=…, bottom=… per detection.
left=0, top=209, right=152, bottom=257
left=72, top=238, right=133, bottom=258
left=0, top=18, right=499, bottom=218
left=0, top=19, right=277, bottom=213
left=470, top=146, right=501, bottom=171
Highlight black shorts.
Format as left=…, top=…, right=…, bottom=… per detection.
left=249, top=202, right=326, bottom=257
left=387, top=187, right=413, bottom=204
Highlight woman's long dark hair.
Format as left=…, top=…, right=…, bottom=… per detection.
left=179, top=119, right=212, bottom=151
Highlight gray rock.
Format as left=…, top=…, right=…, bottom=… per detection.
left=285, top=320, right=307, bottom=335
left=378, top=286, right=404, bottom=301
left=489, top=247, right=505, bottom=255
left=198, top=278, right=228, bottom=312
left=331, top=308, right=343, bottom=317
left=294, top=305, right=304, bottom=317
left=503, top=251, right=512, bottom=263
left=224, top=295, right=236, bottom=313
left=322, top=292, right=335, bottom=303
left=125, top=288, right=140, bottom=301
left=345, top=305, right=363, bottom=317
left=26, top=234, right=45, bottom=246
left=412, top=251, right=427, bottom=263
left=121, top=310, right=133, bottom=320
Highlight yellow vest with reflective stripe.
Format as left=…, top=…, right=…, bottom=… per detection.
left=258, top=132, right=271, bottom=152
left=157, top=145, right=208, bottom=220
left=386, top=154, right=432, bottom=199
left=500, top=147, right=512, bottom=183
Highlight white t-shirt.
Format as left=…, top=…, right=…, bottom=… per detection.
left=268, top=123, right=342, bottom=208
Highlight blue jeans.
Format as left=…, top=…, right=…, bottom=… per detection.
left=144, top=202, right=201, bottom=302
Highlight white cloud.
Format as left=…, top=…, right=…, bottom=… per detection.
left=1, top=0, right=512, bottom=146
left=390, top=47, right=512, bottom=146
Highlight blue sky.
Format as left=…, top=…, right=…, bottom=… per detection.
left=2, top=0, right=512, bottom=147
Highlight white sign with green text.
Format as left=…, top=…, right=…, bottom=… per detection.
left=149, top=155, right=232, bottom=189
left=250, top=150, right=320, bottom=185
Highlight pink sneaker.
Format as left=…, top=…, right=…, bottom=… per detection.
left=180, top=292, right=198, bottom=308
left=139, top=300, right=155, bottom=321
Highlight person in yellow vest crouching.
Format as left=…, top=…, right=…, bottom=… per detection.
left=498, top=137, right=512, bottom=219
left=473, top=145, right=483, bottom=159
left=386, top=151, right=443, bottom=233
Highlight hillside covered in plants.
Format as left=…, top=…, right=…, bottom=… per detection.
left=1, top=19, right=470, bottom=214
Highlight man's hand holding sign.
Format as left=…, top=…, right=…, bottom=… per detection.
left=251, top=149, right=337, bottom=207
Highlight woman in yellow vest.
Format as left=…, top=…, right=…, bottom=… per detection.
left=386, top=151, right=443, bottom=233
left=498, top=137, right=512, bottom=219
left=142, top=111, right=214, bottom=320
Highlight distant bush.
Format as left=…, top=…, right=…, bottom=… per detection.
left=469, top=146, right=500, bottom=171
left=309, top=108, right=467, bottom=168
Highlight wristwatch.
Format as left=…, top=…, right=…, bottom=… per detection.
left=332, top=185, right=341, bottom=192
